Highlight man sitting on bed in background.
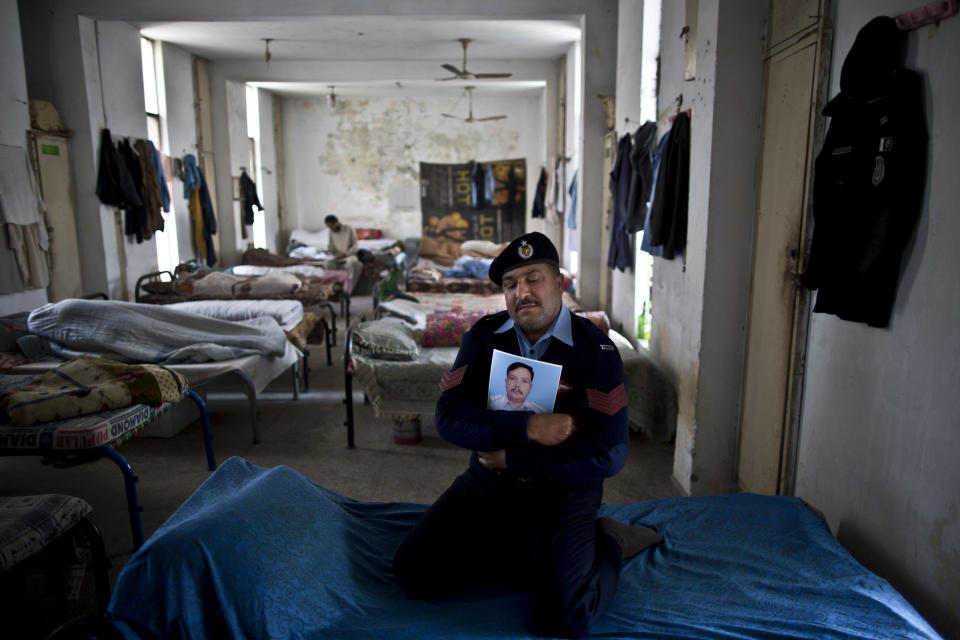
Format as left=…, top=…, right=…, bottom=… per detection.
left=323, top=214, right=362, bottom=292
left=393, top=231, right=663, bottom=638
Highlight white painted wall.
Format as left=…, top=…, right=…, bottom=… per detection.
left=280, top=92, right=543, bottom=240
left=794, top=2, right=960, bottom=636
left=0, top=0, right=47, bottom=314
left=97, top=20, right=157, bottom=299
left=643, top=1, right=764, bottom=496
left=159, top=41, right=201, bottom=265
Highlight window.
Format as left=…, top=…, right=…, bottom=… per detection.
left=141, top=36, right=179, bottom=272
left=633, top=0, right=662, bottom=346
left=246, top=84, right=267, bottom=249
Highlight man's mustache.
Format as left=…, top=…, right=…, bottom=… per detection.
left=514, top=298, right=540, bottom=313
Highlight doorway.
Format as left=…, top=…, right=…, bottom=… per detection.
left=737, top=0, right=832, bottom=495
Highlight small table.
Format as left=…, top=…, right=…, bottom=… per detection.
left=0, top=378, right=213, bottom=549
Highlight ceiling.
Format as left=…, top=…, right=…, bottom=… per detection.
left=137, top=16, right=581, bottom=98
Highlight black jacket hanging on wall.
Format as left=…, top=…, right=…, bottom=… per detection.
left=626, top=121, right=658, bottom=233
left=96, top=128, right=141, bottom=211
left=607, top=133, right=633, bottom=271
left=801, top=16, right=927, bottom=328
left=647, top=111, right=690, bottom=260
left=531, top=167, right=548, bottom=219
left=117, top=138, right=148, bottom=244
left=239, top=171, right=263, bottom=237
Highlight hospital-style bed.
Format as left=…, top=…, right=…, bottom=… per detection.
left=134, top=267, right=337, bottom=371
left=0, top=361, right=213, bottom=550
left=104, top=456, right=943, bottom=639
left=1, top=299, right=303, bottom=444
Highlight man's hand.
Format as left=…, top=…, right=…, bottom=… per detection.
left=526, top=413, right=577, bottom=446
left=477, top=449, right=506, bottom=469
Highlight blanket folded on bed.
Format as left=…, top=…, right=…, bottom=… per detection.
left=107, top=457, right=940, bottom=640
left=20, top=299, right=288, bottom=364
left=0, top=357, right=185, bottom=426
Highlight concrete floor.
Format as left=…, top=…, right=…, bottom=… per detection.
left=0, top=295, right=681, bottom=634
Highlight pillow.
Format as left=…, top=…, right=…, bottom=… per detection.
left=353, top=320, right=419, bottom=360
left=355, top=228, right=382, bottom=239
left=576, top=311, right=611, bottom=335
left=460, top=240, right=504, bottom=257
left=289, top=228, right=330, bottom=249
left=423, top=311, right=489, bottom=348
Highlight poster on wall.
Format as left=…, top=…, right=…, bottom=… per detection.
left=419, top=159, right=526, bottom=244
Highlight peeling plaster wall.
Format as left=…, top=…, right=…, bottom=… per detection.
left=795, top=2, right=960, bottom=636
left=280, top=92, right=543, bottom=240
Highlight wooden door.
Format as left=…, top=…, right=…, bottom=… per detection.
left=738, top=0, right=832, bottom=494
left=30, top=133, right=84, bottom=301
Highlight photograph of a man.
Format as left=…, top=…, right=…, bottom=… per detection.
left=487, top=351, right=560, bottom=413
left=490, top=362, right=540, bottom=411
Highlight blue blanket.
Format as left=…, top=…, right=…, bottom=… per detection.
left=107, top=457, right=940, bottom=639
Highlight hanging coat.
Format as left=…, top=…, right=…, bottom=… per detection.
left=639, top=131, right=670, bottom=258
left=117, top=138, right=148, bottom=244
left=239, top=171, right=263, bottom=227
left=647, top=111, right=690, bottom=260
left=198, top=169, right=218, bottom=267
left=801, top=16, right=927, bottom=328
left=134, top=139, right=165, bottom=239
left=626, top=121, right=658, bottom=233
left=607, top=133, right=633, bottom=271
left=148, top=141, right=171, bottom=212
left=531, top=167, right=548, bottom=219
left=95, top=128, right=141, bottom=210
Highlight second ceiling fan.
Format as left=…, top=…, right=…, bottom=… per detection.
left=437, top=38, right=513, bottom=81
left=442, top=86, right=507, bottom=123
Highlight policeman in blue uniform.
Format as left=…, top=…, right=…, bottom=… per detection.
left=394, top=232, right=662, bottom=638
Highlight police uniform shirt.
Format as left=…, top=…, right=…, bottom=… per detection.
left=495, top=302, right=573, bottom=361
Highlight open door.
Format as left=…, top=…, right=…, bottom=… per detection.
left=738, top=0, right=833, bottom=494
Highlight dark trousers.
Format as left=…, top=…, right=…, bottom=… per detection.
left=393, top=465, right=622, bottom=638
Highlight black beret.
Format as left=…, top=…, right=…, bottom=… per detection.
left=488, top=232, right=560, bottom=286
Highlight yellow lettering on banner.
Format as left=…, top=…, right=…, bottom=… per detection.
left=455, top=169, right=472, bottom=205
left=478, top=214, right=495, bottom=240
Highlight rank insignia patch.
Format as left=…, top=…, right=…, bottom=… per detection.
left=439, top=365, right=467, bottom=391
left=586, top=383, right=626, bottom=415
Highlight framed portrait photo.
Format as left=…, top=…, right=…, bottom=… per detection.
left=487, top=349, right=562, bottom=413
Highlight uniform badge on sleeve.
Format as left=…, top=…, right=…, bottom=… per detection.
left=586, top=382, right=626, bottom=415
left=439, top=365, right=467, bottom=392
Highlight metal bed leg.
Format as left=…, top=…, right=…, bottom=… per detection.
left=97, top=446, right=144, bottom=549
left=292, top=361, right=300, bottom=400
left=302, top=348, right=311, bottom=392
left=74, top=517, right=111, bottom=613
left=185, top=389, right=216, bottom=470
left=323, top=318, right=333, bottom=366
left=229, top=370, right=260, bottom=444
left=344, top=366, right=355, bottom=449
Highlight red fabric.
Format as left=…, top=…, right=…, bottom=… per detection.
left=439, top=365, right=467, bottom=391
left=586, top=383, right=627, bottom=415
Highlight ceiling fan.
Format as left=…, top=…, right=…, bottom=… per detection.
left=442, top=86, right=507, bottom=123
left=436, top=38, right=513, bottom=81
